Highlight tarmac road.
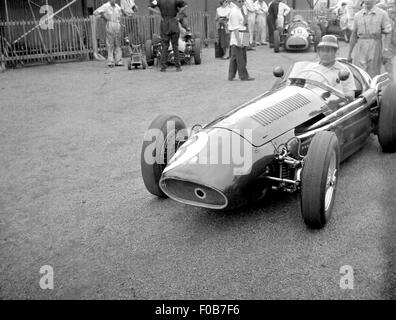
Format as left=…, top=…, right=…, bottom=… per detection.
left=0, top=42, right=395, bottom=299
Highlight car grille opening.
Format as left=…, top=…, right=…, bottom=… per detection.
left=160, top=178, right=228, bottom=209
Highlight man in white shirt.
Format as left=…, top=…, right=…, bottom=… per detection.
left=244, top=0, right=257, bottom=47
left=228, top=0, right=254, bottom=81
left=277, top=0, right=291, bottom=29
left=94, top=0, right=123, bottom=67
left=310, top=35, right=356, bottom=100
left=255, top=0, right=268, bottom=45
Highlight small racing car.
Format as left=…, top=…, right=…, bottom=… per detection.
left=274, top=15, right=322, bottom=53
left=140, top=59, right=395, bottom=229
left=125, top=38, right=147, bottom=70
left=145, top=30, right=202, bottom=67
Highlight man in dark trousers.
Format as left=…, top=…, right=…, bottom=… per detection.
left=149, top=0, right=187, bottom=72
left=267, top=0, right=280, bottom=48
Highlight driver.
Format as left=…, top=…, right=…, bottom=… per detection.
left=310, top=35, right=356, bottom=100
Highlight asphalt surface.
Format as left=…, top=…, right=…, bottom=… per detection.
left=0, top=42, right=395, bottom=300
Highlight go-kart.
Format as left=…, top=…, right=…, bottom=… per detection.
left=140, top=58, right=395, bottom=229
left=125, top=38, right=147, bottom=70
left=274, top=15, right=322, bottom=53
left=145, top=30, right=202, bottom=67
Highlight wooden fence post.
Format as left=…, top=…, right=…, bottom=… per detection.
left=90, top=15, right=105, bottom=61
left=0, top=53, right=5, bottom=72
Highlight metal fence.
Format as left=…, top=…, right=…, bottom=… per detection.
left=0, top=17, right=92, bottom=66
left=0, top=11, right=215, bottom=68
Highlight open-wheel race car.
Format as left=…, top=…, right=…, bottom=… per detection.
left=274, top=15, right=322, bottom=53
left=140, top=58, right=396, bottom=229
left=145, top=31, right=202, bottom=67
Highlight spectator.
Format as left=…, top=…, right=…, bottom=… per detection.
left=244, top=0, right=257, bottom=48
left=377, top=1, right=396, bottom=79
left=228, top=0, right=254, bottom=81
left=216, top=0, right=232, bottom=59
left=94, top=0, right=123, bottom=67
left=255, top=0, right=268, bottom=45
left=348, top=0, right=392, bottom=77
left=336, top=2, right=350, bottom=42
left=277, top=0, right=291, bottom=30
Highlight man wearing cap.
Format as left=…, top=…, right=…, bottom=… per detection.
left=347, top=0, right=393, bottom=77
left=312, top=35, right=356, bottom=100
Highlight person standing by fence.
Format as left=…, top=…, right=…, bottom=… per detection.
left=244, top=0, right=257, bottom=49
left=377, top=1, right=396, bottom=80
left=216, top=0, right=232, bottom=59
left=255, top=0, right=268, bottom=45
left=228, top=0, right=254, bottom=81
left=94, top=0, right=124, bottom=67
left=336, top=2, right=350, bottom=42
left=121, top=0, right=139, bottom=44
left=347, top=0, right=392, bottom=77
left=149, top=0, right=187, bottom=72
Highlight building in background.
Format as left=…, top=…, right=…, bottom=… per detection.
left=1, top=0, right=318, bottom=22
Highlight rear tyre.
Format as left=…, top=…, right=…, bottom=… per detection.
left=145, top=40, right=154, bottom=66
left=378, top=82, right=396, bottom=152
left=141, top=114, right=188, bottom=197
left=274, top=30, right=280, bottom=53
left=301, top=131, right=340, bottom=229
left=193, top=38, right=202, bottom=65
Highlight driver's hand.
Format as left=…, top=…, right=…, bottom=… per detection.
left=347, top=54, right=352, bottom=63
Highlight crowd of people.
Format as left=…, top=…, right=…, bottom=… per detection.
left=215, top=0, right=291, bottom=81
left=93, top=0, right=396, bottom=84
left=215, top=0, right=291, bottom=59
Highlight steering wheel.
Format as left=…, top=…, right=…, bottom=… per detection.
left=296, top=69, right=331, bottom=86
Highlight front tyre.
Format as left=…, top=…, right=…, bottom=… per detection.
left=378, top=82, right=396, bottom=152
left=301, top=131, right=340, bottom=229
left=193, top=38, right=202, bottom=65
left=145, top=40, right=154, bottom=66
left=140, top=114, right=188, bottom=197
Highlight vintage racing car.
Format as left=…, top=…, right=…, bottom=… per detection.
left=140, top=59, right=395, bottom=229
left=145, top=30, right=202, bottom=67
left=274, top=15, right=322, bottom=53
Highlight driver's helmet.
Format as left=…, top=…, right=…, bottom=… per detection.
left=317, top=35, right=339, bottom=49
left=292, top=15, right=304, bottom=22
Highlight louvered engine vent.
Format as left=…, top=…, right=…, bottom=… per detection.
left=252, top=93, right=310, bottom=126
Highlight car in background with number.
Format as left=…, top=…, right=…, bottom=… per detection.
left=274, top=15, right=322, bottom=53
